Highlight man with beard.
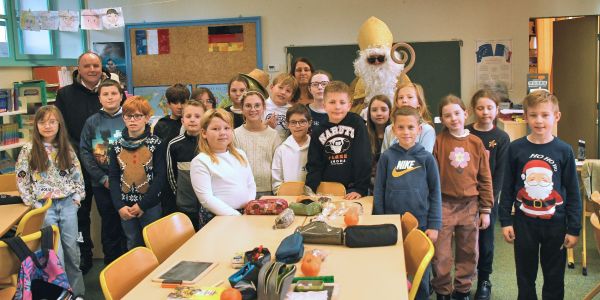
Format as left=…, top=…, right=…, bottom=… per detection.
left=351, top=16, right=410, bottom=118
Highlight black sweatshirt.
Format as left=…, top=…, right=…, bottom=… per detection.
left=306, top=112, right=371, bottom=196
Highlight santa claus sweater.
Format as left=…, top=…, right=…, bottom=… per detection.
left=499, top=136, right=582, bottom=236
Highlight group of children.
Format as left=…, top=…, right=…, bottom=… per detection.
left=13, top=59, right=581, bottom=300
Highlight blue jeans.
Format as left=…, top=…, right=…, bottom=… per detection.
left=43, top=195, right=85, bottom=297
left=121, top=204, right=162, bottom=250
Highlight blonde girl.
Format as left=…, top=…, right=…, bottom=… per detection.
left=16, top=106, right=86, bottom=297
left=381, top=82, right=435, bottom=152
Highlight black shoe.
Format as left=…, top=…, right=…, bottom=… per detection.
left=437, top=293, right=452, bottom=300
left=451, top=290, right=471, bottom=300
left=475, top=280, right=492, bottom=300
left=79, top=256, right=93, bottom=275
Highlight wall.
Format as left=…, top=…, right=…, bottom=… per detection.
left=86, top=0, right=600, bottom=104
left=0, top=68, right=32, bottom=88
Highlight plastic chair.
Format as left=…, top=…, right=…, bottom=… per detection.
left=15, top=198, right=52, bottom=236
left=0, top=225, right=60, bottom=297
left=316, top=182, right=346, bottom=196
left=99, top=247, right=159, bottom=300
left=403, top=229, right=435, bottom=300
left=276, top=181, right=305, bottom=196
left=142, top=212, right=194, bottom=263
left=583, top=212, right=600, bottom=300
left=401, top=212, right=419, bottom=241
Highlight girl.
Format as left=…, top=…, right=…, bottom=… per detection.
left=190, top=108, right=255, bottom=226
left=108, top=96, right=166, bottom=250
left=307, top=70, right=331, bottom=128
left=432, top=95, right=493, bottom=300
left=465, top=89, right=510, bottom=299
left=191, top=87, right=217, bottom=110
left=224, top=75, right=248, bottom=128
left=367, top=95, right=392, bottom=193
left=290, top=57, right=315, bottom=105
left=381, top=82, right=435, bottom=153
left=234, top=91, right=282, bottom=197
left=272, top=104, right=312, bottom=193
left=16, top=106, right=86, bottom=297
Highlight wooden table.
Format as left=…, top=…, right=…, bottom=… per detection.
left=124, top=214, right=408, bottom=299
left=0, top=204, right=29, bottom=236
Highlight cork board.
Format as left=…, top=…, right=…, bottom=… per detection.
left=124, top=17, right=262, bottom=90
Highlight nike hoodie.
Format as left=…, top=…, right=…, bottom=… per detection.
left=373, top=143, right=442, bottom=230
left=271, top=135, right=310, bottom=192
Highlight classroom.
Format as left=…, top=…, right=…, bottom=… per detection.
left=1, top=0, right=600, bottom=299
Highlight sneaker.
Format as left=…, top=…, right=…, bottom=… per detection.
left=79, top=256, right=93, bottom=275
left=451, top=290, right=471, bottom=300
left=475, top=280, right=492, bottom=300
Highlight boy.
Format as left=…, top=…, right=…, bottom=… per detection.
left=109, top=96, right=166, bottom=249
left=373, top=106, right=441, bottom=300
left=153, top=83, right=189, bottom=215
left=167, top=100, right=206, bottom=231
left=499, top=90, right=581, bottom=300
left=265, top=73, right=299, bottom=140
left=306, top=81, right=371, bottom=200
left=79, top=79, right=127, bottom=266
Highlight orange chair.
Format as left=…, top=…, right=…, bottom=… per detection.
left=401, top=212, right=419, bottom=240
left=15, top=199, right=52, bottom=236
left=99, top=247, right=159, bottom=300
left=316, top=182, right=346, bottom=196
left=583, top=212, right=600, bottom=300
left=276, top=181, right=305, bottom=196
left=142, top=212, right=194, bottom=263
left=404, top=229, right=434, bottom=300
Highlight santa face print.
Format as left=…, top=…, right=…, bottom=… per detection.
left=525, top=102, right=560, bottom=139
left=441, top=103, right=467, bottom=136
left=229, top=80, right=247, bottom=107
left=294, top=62, right=312, bottom=85
left=474, top=97, right=498, bottom=128
left=201, top=117, right=232, bottom=153
left=309, top=74, right=330, bottom=101
left=324, top=92, right=351, bottom=124
left=396, top=86, right=419, bottom=109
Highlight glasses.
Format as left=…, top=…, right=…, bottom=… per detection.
left=37, top=120, right=59, bottom=127
left=367, top=55, right=386, bottom=64
left=243, top=103, right=263, bottom=110
left=124, top=114, right=145, bottom=121
left=288, top=120, right=309, bottom=127
left=310, top=81, right=330, bottom=88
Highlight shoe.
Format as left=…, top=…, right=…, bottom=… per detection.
left=437, top=293, right=452, bottom=300
left=475, top=280, right=492, bottom=300
left=451, top=290, right=471, bottom=300
left=79, top=256, right=93, bottom=275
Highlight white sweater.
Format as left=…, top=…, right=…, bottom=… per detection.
left=234, top=125, right=282, bottom=193
left=190, top=149, right=256, bottom=215
left=271, top=135, right=310, bottom=192
left=263, top=97, right=291, bottom=140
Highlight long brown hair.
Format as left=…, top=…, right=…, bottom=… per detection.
left=198, top=108, right=247, bottom=165
left=29, top=106, right=73, bottom=172
left=367, top=95, right=392, bottom=155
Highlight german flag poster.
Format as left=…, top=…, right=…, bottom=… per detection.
left=208, top=25, right=243, bottom=52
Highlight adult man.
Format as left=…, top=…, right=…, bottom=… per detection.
left=55, top=51, right=119, bottom=274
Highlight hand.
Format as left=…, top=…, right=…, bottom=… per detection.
left=563, top=234, right=578, bottom=249
left=118, top=207, right=135, bottom=220
left=425, top=229, right=438, bottom=243
left=479, top=213, right=490, bottom=229
left=103, top=181, right=109, bottom=189
left=502, top=226, right=515, bottom=243
left=72, top=199, right=81, bottom=207
left=265, top=115, right=277, bottom=129
left=129, top=204, right=144, bottom=217
left=344, top=192, right=362, bottom=200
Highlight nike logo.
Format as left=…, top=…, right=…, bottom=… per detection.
left=391, top=166, right=421, bottom=177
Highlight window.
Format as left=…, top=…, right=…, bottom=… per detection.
left=0, top=0, right=8, bottom=58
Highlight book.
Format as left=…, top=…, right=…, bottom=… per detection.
left=166, top=286, right=224, bottom=300
left=152, top=261, right=217, bottom=284
left=0, top=89, right=10, bottom=112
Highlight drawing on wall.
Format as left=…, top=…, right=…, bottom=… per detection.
left=196, top=83, right=229, bottom=106
left=476, top=40, right=512, bottom=89
left=102, top=7, right=124, bottom=29
left=59, top=10, right=79, bottom=32
left=20, top=11, right=40, bottom=31
left=38, top=11, right=59, bottom=30
left=133, top=85, right=193, bottom=119
left=93, top=42, right=127, bottom=89
left=80, top=9, right=101, bottom=30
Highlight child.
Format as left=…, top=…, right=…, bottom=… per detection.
left=16, top=106, right=86, bottom=297
left=499, top=90, right=581, bottom=300
left=381, top=82, right=435, bottom=153
left=79, top=79, right=127, bottom=266
left=234, top=91, right=282, bottom=197
left=191, top=87, right=216, bottom=110
left=167, top=100, right=206, bottom=231
left=190, top=109, right=256, bottom=226
left=224, top=75, right=248, bottom=128
left=373, top=106, right=441, bottom=300
left=109, top=96, right=166, bottom=249
left=307, top=70, right=331, bottom=128
left=465, top=89, right=510, bottom=299
left=306, top=81, right=371, bottom=200
left=432, top=95, right=493, bottom=300
left=367, top=95, right=392, bottom=193
left=272, top=104, right=312, bottom=193
left=265, top=73, right=299, bottom=140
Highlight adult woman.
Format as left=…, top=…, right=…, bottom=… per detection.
left=290, top=57, right=315, bottom=105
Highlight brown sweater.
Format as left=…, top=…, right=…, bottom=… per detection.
left=433, top=130, right=493, bottom=214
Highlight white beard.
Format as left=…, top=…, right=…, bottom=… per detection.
left=353, top=47, right=403, bottom=102
left=524, top=181, right=553, bottom=200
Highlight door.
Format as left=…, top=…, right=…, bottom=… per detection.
left=553, top=16, right=599, bottom=158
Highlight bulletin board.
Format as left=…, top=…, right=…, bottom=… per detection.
left=124, top=17, right=262, bottom=94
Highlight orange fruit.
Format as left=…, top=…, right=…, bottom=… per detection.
left=344, top=210, right=359, bottom=226
left=220, top=287, right=242, bottom=300
left=301, top=253, right=322, bottom=277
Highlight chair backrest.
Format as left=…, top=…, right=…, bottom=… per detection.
left=142, top=212, right=194, bottom=263
left=276, top=181, right=305, bottom=196
left=592, top=212, right=600, bottom=256
left=403, top=229, right=434, bottom=300
left=316, top=182, right=346, bottom=196
left=16, top=198, right=52, bottom=236
left=99, top=247, right=159, bottom=300
left=401, top=212, right=419, bottom=240
left=0, top=173, right=17, bottom=193
left=0, top=225, right=60, bottom=279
